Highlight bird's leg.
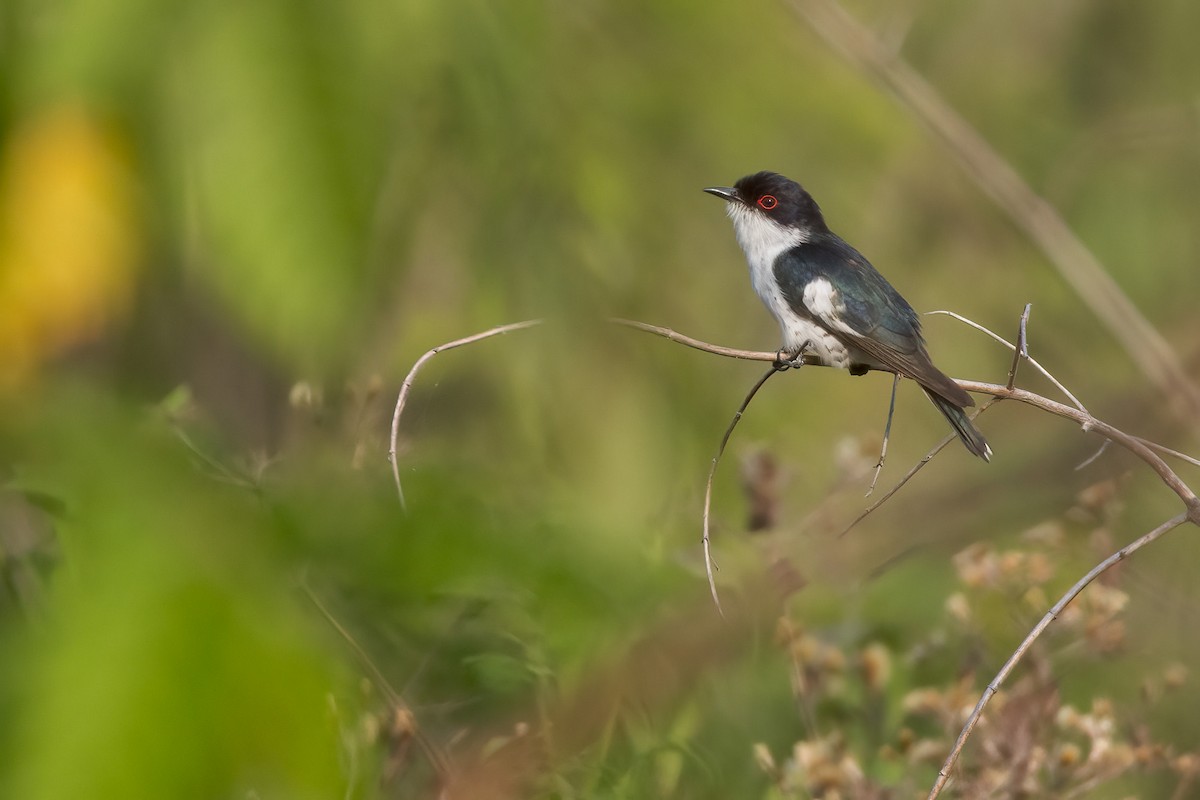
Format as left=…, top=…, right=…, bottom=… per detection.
left=773, top=341, right=810, bottom=372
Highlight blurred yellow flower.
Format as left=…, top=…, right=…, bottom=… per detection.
left=0, top=106, right=140, bottom=386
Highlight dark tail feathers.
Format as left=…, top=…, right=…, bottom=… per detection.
left=922, top=388, right=992, bottom=462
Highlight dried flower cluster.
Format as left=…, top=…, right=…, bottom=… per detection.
left=755, top=480, right=1197, bottom=798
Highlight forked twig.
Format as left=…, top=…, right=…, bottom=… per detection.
left=927, top=309, right=1086, bottom=413
left=840, top=398, right=1000, bottom=538
left=845, top=305, right=1030, bottom=533
left=1006, top=303, right=1032, bottom=390
left=928, top=308, right=1200, bottom=472
left=955, top=380, right=1198, bottom=511
left=389, top=320, right=543, bottom=509
left=703, top=366, right=785, bottom=615
left=928, top=512, right=1190, bottom=798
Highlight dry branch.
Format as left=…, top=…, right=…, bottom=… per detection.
left=389, top=320, right=543, bottom=508
left=617, top=315, right=1200, bottom=798
left=619, top=318, right=1199, bottom=516
left=927, top=310, right=1086, bottom=413
left=703, top=366, right=784, bottom=615
left=786, top=0, right=1200, bottom=428
left=840, top=397, right=1001, bottom=538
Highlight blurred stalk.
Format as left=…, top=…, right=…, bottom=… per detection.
left=789, top=0, right=1200, bottom=435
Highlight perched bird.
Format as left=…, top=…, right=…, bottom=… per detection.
left=704, top=171, right=990, bottom=461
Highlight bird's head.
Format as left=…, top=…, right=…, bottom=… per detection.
left=704, top=171, right=828, bottom=239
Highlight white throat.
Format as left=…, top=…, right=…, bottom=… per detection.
left=726, top=204, right=806, bottom=280
left=725, top=203, right=850, bottom=367
left=726, top=203, right=806, bottom=329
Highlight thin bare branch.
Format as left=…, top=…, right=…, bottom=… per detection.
left=867, top=373, right=900, bottom=496
left=841, top=398, right=1001, bottom=538
left=1082, top=437, right=1200, bottom=472
left=619, top=319, right=1200, bottom=517
left=1075, top=439, right=1112, bottom=471
left=611, top=318, right=819, bottom=365
left=1135, top=437, right=1200, bottom=469
left=787, top=0, right=1200, bottom=429
left=703, top=366, right=784, bottom=614
left=927, top=512, right=1190, bottom=799
left=389, top=320, right=544, bottom=508
left=302, top=580, right=453, bottom=783
left=1006, top=303, right=1032, bottom=390
left=927, top=310, right=1086, bottom=413
left=954, top=380, right=1200, bottom=515
left=931, top=310, right=1200, bottom=470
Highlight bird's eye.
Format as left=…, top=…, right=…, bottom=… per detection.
left=757, top=195, right=778, bottom=210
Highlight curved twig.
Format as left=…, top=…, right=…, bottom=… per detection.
left=927, top=309, right=1086, bottom=413
left=839, top=397, right=1001, bottom=538
left=703, top=366, right=784, bottom=615
left=389, top=320, right=544, bottom=508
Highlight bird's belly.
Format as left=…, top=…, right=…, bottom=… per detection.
left=780, top=316, right=852, bottom=369
left=753, top=281, right=852, bottom=369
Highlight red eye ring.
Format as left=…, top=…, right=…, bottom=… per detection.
left=757, top=195, right=778, bottom=210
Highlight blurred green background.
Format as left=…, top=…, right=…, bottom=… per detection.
left=2, top=0, right=1199, bottom=797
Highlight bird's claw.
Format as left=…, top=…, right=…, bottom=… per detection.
left=773, top=348, right=806, bottom=371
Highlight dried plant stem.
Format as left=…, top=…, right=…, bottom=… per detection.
left=703, top=366, right=784, bottom=614
left=927, top=308, right=1200, bottom=472
left=787, top=0, right=1200, bottom=428
left=846, top=305, right=1032, bottom=533
left=611, top=318, right=821, bottom=366
left=1006, top=303, right=1032, bottom=390
left=389, top=320, right=543, bottom=509
left=850, top=306, right=1028, bottom=530
left=927, top=309, right=1085, bottom=413
left=955, top=380, right=1199, bottom=513
left=1134, top=438, right=1200, bottom=469
left=302, top=581, right=452, bottom=784
left=927, top=512, right=1190, bottom=799
left=866, top=374, right=900, bottom=496
left=840, top=398, right=1000, bottom=538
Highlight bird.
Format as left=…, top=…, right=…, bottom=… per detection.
left=704, top=171, right=991, bottom=461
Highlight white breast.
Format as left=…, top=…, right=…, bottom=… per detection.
left=727, top=205, right=851, bottom=368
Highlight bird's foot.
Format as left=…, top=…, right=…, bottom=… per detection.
left=773, top=344, right=808, bottom=372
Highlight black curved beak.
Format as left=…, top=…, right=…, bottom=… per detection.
left=703, top=186, right=740, bottom=203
